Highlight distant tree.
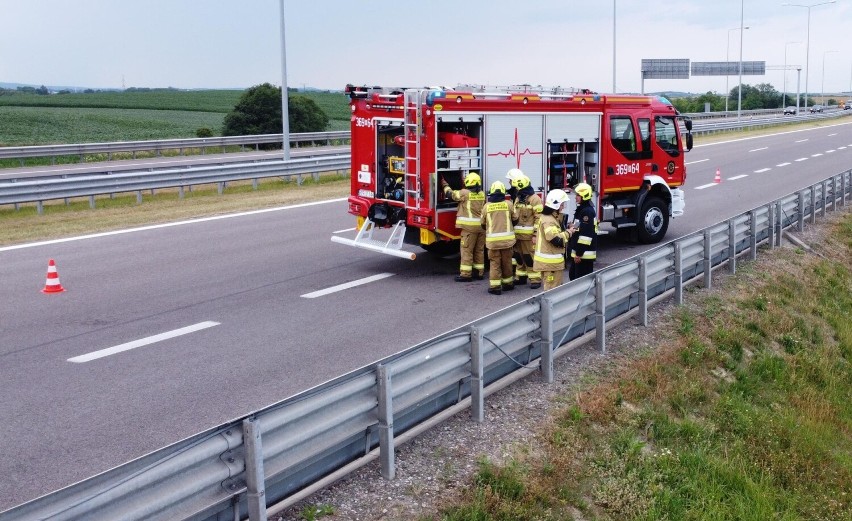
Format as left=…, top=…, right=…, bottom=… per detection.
left=17, top=86, right=36, bottom=94
left=196, top=127, right=214, bottom=138
left=728, top=83, right=781, bottom=110
left=221, top=83, right=328, bottom=138
left=35, top=85, right=49, bottom=95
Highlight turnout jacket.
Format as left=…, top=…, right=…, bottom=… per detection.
left=512, top=188, right=544, bottom=241
left=481, top=195, right=516, bottom=250
left=444, top=186, right=485, bottom=232
left=533, top=213, right=572, bottom=272
left=569, top=200, right=598, bottom=260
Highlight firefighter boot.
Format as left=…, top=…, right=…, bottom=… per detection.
left=474, top=271, right=485, bottom=280
left=502, top=282, right=515, bottom=291
left=455, top=274, right=473, bottom=282
left=529, top=280, right=542, bottom=289
left=488, top=286, right=502, bottom=295
left=516, top=275, right=528, bottom=286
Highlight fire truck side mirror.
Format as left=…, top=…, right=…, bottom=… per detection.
left=685, top=134, right=694, bottom=152
left=684, top=118, right=693, bottom=132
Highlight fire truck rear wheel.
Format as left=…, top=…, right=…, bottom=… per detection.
left=637, top=196, right=669, bottom=244
left=422, top=240, right=459, bottom=257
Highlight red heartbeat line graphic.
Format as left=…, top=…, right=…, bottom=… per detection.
left=487, top=128, right=543, bottom=168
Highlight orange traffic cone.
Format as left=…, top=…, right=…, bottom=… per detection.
left=41, top=259, right=65, bottom=294
left=714, top=168, right=722, bottom=184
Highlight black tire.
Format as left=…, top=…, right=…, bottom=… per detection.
left=421, top=240, right=459, bottom=257
left=637, top=196, right=669, bottom=244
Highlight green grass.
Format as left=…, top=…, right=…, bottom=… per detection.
left=430, top=212, right=852, bottom=521
left=0, top=89, right=351, bottom=145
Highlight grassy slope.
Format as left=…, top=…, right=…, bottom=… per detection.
left=433, top=211, right=852, bottom=521
left=0, top=89, right=351, bottom=145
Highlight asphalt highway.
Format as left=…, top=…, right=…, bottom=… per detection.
left=0, top=121, right=850, bottom=511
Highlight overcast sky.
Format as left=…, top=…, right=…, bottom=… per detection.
left=1, top=0, right=850, bottom=97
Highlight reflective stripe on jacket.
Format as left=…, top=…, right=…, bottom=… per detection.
left=445, top=186, right=485, bottom=231
left=533, top=214, right=570, bottom=272
left=513, top=193, right=543, bottom=240
left=481, top=200, right=516, bottom=250
left=569, top=202, right=598, bottom=260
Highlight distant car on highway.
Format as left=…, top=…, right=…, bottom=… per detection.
left=809, top=104, right=824, bottom=113
left=783, top=106, right=797, bottom=115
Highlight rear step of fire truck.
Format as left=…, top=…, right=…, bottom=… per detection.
left=330, top=218, right=415, bottom=260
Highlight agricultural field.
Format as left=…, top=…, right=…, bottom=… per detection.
left=0, top=88, right=351, bottom=145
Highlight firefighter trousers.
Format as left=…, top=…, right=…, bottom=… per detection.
left=513, top=239, right=539, bottom=283
left=459, top=228, right=486, bottom=277
left=488, top=247, right=514, bottom=289
left=541, top=269, right=564, bottom=291
left=569, top=259, right=595, bottom=280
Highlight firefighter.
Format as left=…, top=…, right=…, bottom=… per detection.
left=441, top=172, right=486, bottom=282
left=481, top=181, right=516, bottom=295
left=568, top=182, right=598, bottom=280
left=509, top=172, right=544, bottom=289
left=533, top=189, right=573, bottom=291
left=505, top=168, right=525, bottom=202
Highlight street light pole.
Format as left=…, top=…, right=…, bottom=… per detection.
left=725, top=25, right=749, bottom=113
left=279, top=0, right=291, bottom=160
left=612, top=0, right=617, bottom=93
left=782, top=1, right=836, bottom=110
left=783, top=41, right=801, bottom=106
left=737, top=0, right=745, bottom=120
left=822, top=50, right=838, bottom=104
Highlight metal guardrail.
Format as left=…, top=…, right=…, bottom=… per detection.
left=0, top=132, right=351, bottom=163
left=0, top=155, right=351, bottom=213
left=3, top=169, right=848, bottom=521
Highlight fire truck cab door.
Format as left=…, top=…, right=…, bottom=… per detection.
left=606, top=114, right=648, bottom=186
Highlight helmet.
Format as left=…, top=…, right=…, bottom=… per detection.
left=545, top=189, right=570, bottom=210
left=489, top=180, right=506, bottom=194
left=574, top=182, right=593, bottom=201
left=505, top=168, right=525, bottom=183
left=512, top=175, right=530, bottom=190
left=464, top=172, right=481, bottom=187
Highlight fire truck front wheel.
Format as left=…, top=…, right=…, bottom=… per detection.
left=637, top=196, right=669, bottom=244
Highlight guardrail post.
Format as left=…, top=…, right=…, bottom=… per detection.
left=638, top=257, right=648, bottom=326
left=703, top=229, right=712, bottom=289
left=470, top=326, right=485, bottom=422
left=775, top=201, right=783, bottom=247
left=376, top=364, right=395, bottom=479
left=136, top=191, right=142, bottom=204
left=798, top=191, right=805, bottom=232
left=218, top=182, right=225, bottom=195
left=728, top=220, right=737, bottom=274
left=810, top=185, right=817, bottom=224
left=832, top=176, right=838, bottom=212
left=539, top=298, right=554, bottom=383
left=89, top=195, right=95, bottom=209
left=821, top=180, right=827, bottom=219
left=674, top=242, right=683, bottom=305
left=749, top=210, right=758, bottom=260
left=842, top=172, right=848, bottom=207
left=595, top=274, right=606, bottom=354
left=242, top=417, right=266, bottom=521
left=767, top=203, right=776, bottom=250
left=252, top=179, right=258, bottom=190
left=37, top=201, right=44, bottom=215
left=179, top=186, right=185, bottom=199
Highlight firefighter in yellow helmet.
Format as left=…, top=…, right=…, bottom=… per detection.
left=568, top=182, right=598, bottom=280
left=533, top=189, right=574, bottom=290
left=481, top=180, right=516, bottom=295
left=508, top=171, right=544, bottom=289
left=441, top=172, right=486, bottom=281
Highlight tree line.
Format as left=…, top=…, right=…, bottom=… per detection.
left=668, top=82, right=840, bottom=113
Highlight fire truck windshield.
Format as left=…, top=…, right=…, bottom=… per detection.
left=655, top=116, right=680, bottom=155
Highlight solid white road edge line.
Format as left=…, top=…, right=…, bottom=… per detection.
left=301, top=273, right=394, bottom=299
left=67, top=321, right=220, bottom=363
left=0, top=198, right=348, bottom=252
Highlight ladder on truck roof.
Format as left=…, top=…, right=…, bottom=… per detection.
left=403, top=89, right=425, bottom=210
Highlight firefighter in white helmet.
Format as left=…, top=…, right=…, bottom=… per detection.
left=441, top=172, right=486, bottom=281
left=568, top=182, right=598, bottom=280
left=532, top=189, right=574, bottom=291
left=481, top=180, right=516, bottom=295
left=508, top=171, right=544, bottom=289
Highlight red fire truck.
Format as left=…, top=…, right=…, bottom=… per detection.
left=332, top=84, right=692, bottom=260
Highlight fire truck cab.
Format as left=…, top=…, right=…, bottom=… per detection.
left=332, top=84, right=692, bottom=260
